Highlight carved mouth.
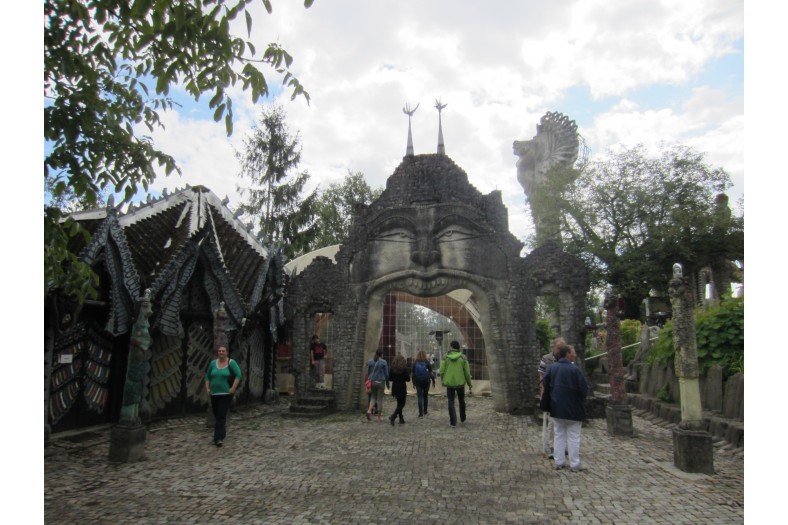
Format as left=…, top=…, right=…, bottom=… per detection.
left=367, top=270, right=479, bottom=297
left=405, top=277, right=448, bottom=291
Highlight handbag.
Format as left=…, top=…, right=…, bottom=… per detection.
left=366, top=359, right=381, bottom=394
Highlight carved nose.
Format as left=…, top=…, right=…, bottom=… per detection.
left=410, top=250, right=441, bottom=267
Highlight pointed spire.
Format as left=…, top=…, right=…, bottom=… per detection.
left=435, top=99, right=447, bottom=155
left=403, top=102, right=420, bottom=156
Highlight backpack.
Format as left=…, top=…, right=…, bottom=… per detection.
left=414, top=361, right=429, bottom=382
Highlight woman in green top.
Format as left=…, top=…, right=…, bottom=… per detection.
left=204, top=346, right=242, bottom=447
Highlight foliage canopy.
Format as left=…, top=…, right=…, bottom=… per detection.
left=44, top=0, right=312, bottom=301
left=649, top=296, right=744, bottom=378
left=558, top=143, right=743, bottom=317
left=312, top=171, right=383, bottom=249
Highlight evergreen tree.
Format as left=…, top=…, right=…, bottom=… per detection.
left=236, top=105, right=318, bottom=259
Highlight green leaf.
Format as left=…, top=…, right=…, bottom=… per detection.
left=245, top=10, right=252, bottom=36
left=213, top=103, right=225, bottom=122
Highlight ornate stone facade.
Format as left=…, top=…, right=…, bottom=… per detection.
left=287, top=153, right=588, bottom=414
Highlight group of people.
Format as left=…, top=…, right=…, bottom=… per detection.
left=366, top=340, right=473, bottom=427
left=539, top=336, right=589, bottom=472
left=205, top=333, right=589, bottom=474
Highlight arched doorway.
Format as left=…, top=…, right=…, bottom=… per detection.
left=376, top=290, right=489, bottom=385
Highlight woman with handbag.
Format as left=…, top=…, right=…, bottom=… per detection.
left=366, top=349, right=389, bottom=422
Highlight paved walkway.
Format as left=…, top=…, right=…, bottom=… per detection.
left=45, top=395, right=743, bottom=524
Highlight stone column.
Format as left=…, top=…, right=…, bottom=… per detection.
left=669, top=263, right=714, bottom=474
left=109, top=289, right=153, bottom=463
left=604, top=289, right=633, bottom=436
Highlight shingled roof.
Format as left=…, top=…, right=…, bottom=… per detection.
left=69, top=185, right=284, bottom=337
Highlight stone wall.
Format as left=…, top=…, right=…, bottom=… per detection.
left=627, top=361, right=743, bottom=447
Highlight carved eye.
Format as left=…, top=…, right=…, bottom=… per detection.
left=434, top=214, right=486, bottom=243
left=375, top=229, right=414, bottom=241
left=434, top=228, right=477, bottom=242
left=371, top=216, right=416, bottom=242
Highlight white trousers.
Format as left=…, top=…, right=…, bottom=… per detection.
left=553, top=418, right=582, bottom=469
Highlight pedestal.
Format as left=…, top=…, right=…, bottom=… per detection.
left=605, top=403, right=634, bottom=436
left=265, top=389, right=280, bottom=402
left=108, top=423, right=147, bottom=463
left=672, top=425, right=714, bottom=474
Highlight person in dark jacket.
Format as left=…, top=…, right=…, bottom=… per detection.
left=388, top=353, right=410, bottom=425
left=543, top=344, right=588, bottom=471
left=411, top=349, right=433, bottom=417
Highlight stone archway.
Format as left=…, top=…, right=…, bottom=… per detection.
left=287, top=154, right=587, bottom=415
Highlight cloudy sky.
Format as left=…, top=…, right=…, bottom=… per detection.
left=142, top=0, right=743, bottom=243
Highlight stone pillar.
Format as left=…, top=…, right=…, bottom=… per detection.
left=109, top=290, right=153, bottom=463
left=669, top=264, right=714, bottom=474
left=604, top=289, right=633, bottom=436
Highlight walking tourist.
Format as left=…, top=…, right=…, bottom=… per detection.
left=366, top=349, right=389, bottom=422
left=204, top=345, right=242, bottom=447
left=440, top=340, right=472, bottom=427
left=543, top=344, right=588, bottom=472
left=388, top=353, right=410, bottom=425
left=412, top=349, right=433, bottom=417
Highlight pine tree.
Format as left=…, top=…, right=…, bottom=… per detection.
left=236, top=105, right=317, bottom=259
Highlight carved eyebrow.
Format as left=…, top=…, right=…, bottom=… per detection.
left=370, top=215, right=417, bottom=238
left=433, top=214, right=488, bottom=234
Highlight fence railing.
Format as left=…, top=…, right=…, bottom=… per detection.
left=584, top=337, right=659, bottom=362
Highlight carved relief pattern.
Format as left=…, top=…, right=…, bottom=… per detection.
left=148, top=334, right=183, bottom=412
left=82, top=338, right=112, bottom=413
left=246, top=328, right=265, bottom=398
left=48, top=325, right=113, bottom=423
left=48, top=336, right=83, bottom=425
left=185, top=322, right=214, bottom=405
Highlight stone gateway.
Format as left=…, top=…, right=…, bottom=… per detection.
left=287, top=152, right=588, bottom=414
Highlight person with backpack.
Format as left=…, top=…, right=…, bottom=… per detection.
left=204, top=345, right=242, bottom=447
left=440, top=340, right=472, bottom=427
left=411, top=349, right=433, bottom=418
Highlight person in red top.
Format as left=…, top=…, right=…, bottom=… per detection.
left=310, top=335, right=329, bottom=389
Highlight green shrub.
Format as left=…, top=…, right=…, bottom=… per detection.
left=695, top=296, right=744, bottom=377
left=646, top=297, right=743, bottom=378
left=536, top=318, right=555, bottom=354
left=620, top=319, right=641, bottom=366
left=656, top=383, right=674, bottom=403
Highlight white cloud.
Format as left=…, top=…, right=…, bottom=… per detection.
left=137, top=0, right=744, bottom=241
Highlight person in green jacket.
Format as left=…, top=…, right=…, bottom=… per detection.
left=440, top=340, right=472, bottom=427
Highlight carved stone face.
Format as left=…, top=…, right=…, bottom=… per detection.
left=352, top=203, right=507, bottom=293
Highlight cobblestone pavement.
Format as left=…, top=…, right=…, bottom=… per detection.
left=45, top=395, right=743, bottom=524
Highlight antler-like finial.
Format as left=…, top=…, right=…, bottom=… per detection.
left=403, top=102, right=420, bottom=156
